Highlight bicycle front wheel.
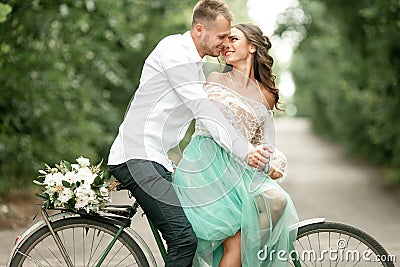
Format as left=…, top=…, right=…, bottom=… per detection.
left=292, top=221, right=395, bottom=267
left=10, top=216, right=150, bottom=267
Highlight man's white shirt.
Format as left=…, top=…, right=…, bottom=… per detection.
left=108, top=31, right=253, bottom=171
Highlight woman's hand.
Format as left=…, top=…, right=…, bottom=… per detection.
left=267, top=167, right=283, bottom=180
left=245, top=145, right=271, bottom=171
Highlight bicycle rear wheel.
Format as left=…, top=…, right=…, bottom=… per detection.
left=10, top=217, right=150, bottom=267
left=292, top=221, right=395, bottom=266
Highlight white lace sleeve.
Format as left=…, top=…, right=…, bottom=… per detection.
left=270, top=148, right=287, bottom=182
left=194, top=81, right=289, bottom=179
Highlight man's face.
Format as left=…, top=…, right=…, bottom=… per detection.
left=200, top=15, right=231, bottom=57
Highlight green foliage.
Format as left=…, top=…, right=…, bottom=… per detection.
left=0, top=0, right=196, bottom=196
left=277, top=0, right=400, bottom=183
left=0, top=3, right=12, bottom=23
left=225, top=0, right=252, bottom=23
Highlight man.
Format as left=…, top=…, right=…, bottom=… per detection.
left=108, top=0, right=270, bottom=266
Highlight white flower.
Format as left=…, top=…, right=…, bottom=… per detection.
left=71, top=164, right=80, bottom=171
left=87, top=189, right=96, bottom=201
left=44, top=172, right=63, bottom=186
left=64, top=171, right=77, bottom=184
left=58, top=188, right=74, bottom=203
left=99, top=186, right=109, bottom=197
left=52, top=172, right=64, bottom=186
left=76, top=156, right=90, bottom=168
left=46, top=185, right=59, bottom=194
left=43, top=173, right=55, bottom=186
left=75, top=183, right=91, bottom=197
left=75, top=195, right=90, bottom=210
left=76, top=167, right=97, bottom=184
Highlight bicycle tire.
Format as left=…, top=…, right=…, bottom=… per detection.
left=10, top=216, right=150, bottom=267
left=292, top=221, right=395, bottom=267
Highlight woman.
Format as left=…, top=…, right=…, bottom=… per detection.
left=173, top=23, right=299, bottom=267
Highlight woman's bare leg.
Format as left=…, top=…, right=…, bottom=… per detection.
left=257, top=190, right=287, bottom=226
left=256, top=189, right=288, bottom=243
left=219, top=191, right=287, bottom=266
left=219, top=231, right=241, bottom=267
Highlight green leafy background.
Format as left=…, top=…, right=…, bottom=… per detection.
left=276, top=0, right=400, bottom=184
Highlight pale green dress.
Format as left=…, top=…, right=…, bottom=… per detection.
left=173, top=82, right=299, bottom=266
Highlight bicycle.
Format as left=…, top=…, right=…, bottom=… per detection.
left=8, top=190, right=396, bottom=267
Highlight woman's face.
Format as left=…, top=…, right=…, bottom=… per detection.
left=222, top=27, right=254, bottom=65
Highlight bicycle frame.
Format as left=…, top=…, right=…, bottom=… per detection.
left=41, top=208, right=74, bottom=267
left=148, top=217, right=327, bottom=266
left=147, top=219, right=167, bottom=262
left=143, top=218, right=327, bottom=267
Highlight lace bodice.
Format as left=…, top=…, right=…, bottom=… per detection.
left=194, top=82, right=288, bottom=180
left=195, top=83, right=270, bottom=146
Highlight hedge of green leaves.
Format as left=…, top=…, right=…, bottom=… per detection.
left=277, top=0, right=400, bottom=183
left=0, top=0, right=196, bottom=196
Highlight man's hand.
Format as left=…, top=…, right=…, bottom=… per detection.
left=245, top=145, right=271, bottom=171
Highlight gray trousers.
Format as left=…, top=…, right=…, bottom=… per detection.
left=109, top=159, right=197, bottom=267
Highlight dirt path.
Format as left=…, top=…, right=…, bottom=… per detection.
left=276, top=117, right=400, bottom=263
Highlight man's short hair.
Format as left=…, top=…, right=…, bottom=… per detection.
left=192, top=0, right=233, bottom=29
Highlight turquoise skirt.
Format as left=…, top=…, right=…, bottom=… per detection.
left=173, top=135, right=299, bottom=266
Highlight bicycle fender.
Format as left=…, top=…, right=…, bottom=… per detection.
left=289, top=217, right=326, bottom=231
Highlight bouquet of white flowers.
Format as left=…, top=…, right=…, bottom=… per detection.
left=34, top=156, right=117, bottom=213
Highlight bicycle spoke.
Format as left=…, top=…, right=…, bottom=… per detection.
left=81, top=227, right=86, bottom=267
left=47, top=246, right=64, bottom=265
left=72, top=227, right=76, bottom=266
left=329, top=232, right=331, bottom=267
left=306, top=235, right=317, bottom=267
left=87, top=227, right=97, bottom=265
left=294, top=238, right=312, bottom=267
left=30, top=247, right=53, bottom=266
left=113, top=247, right=132, bottom=266
left=351, top=238, right=363, bottom=266
left=318, top=233, right=322, bottom=267
left=87, top=228, right=105, bottom=266
left=16, top=250, right=47, bottom=267
left=105, top=243, right=124, bottom=266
